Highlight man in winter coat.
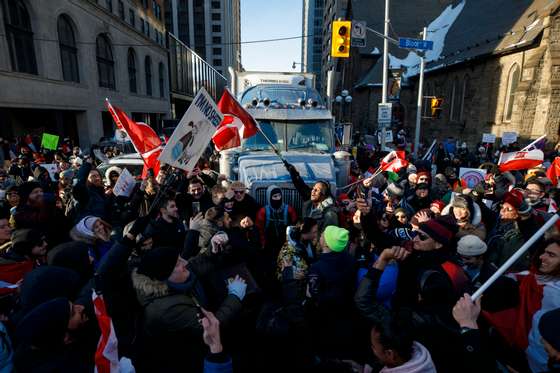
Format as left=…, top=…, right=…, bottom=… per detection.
left=255, top=185, right=297, bottom=251
left=538, top=308, right=560, bottom=372
left=71, top=158, right=111, bottom=222
left=131, top=245, right=246, bottom=372
left=176, top=177, right=215, bottom=225
left=230, top=181, right=260, bottom=221
left=145, top=196, right=186, bottom=248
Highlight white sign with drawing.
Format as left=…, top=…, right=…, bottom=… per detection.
left=159, top=88, right=223, bottom=172
left=113, top=168, right=136, bottom=197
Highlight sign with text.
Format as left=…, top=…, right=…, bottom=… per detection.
left=502, top=132, right=518, bottom=145
left=159, top=88, right=223, bottom=172
left=351, top=21, right=367, bottom=47
left=482, top=133, right=496, bottom=143
left=378, top=103, right=393, bottom=125
left=113, top=168, right=136, bottom=197
left=399, top=38, right=434, bottom=51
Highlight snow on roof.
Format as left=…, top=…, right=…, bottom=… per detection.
left=389, top=1, right=466, bottom=78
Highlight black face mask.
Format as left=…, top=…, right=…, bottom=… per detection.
left=270, top=195, right=282, bottom=209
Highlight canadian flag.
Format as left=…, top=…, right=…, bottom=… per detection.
left=498, top=149, right=543, bottom=172
left=212, top=89, right=258, bottom=151
left=106, top=99, right=162, bottom=176
left=93, top=291, right=119, bottom=373
left=380, top=150, right=409, bottom=173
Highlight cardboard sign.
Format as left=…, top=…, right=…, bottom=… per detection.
left=482, top=133, right=496, bottom=143
left=41, top=133, right=59, bottom=150
left=113, top=168, right=136, bottom=197
left=502, top=132, right=518, bottom=145
left=159, top=88, right=223, bottom=172
left=459, top=167, right=487, bottom=188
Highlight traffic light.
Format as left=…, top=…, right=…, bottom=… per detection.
left=331, top=20, right=351, bottom=58
left=430, top=97, right=443, bottom=119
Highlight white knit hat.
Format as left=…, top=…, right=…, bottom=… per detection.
left=457, top=235, right=487, bottom=257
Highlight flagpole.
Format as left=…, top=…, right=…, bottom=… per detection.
left=521, top=134, right=546, bottom=151
left=472, top=212, right=560, bottom=301
left=256, top=124, right=285, bottom=161
left=422, top=139, right=437, bottom=161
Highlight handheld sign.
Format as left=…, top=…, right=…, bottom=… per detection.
left=41, top=133, right=59, bottom=150
left=159, top=88, right=223, bottom=172
left=113, top=168, right=136, bottom=197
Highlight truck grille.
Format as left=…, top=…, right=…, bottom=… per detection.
left=255, top=186, right=306, bottom=214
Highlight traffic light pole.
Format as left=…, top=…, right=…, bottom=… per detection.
left=413, top=27, right=427, bottom=159
left=381, top=0, right=390, bottom=150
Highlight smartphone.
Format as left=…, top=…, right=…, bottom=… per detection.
left=192, top=201, right=200, bottom=216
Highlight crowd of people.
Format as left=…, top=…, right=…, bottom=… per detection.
left=0, top=133, right=559, bottom=372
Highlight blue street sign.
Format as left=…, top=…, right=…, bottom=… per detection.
left=398, top=37, right=434, bottom=51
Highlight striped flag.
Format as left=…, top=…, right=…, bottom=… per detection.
left=380, top=151, right=409, bottom=173
left=498, top=149, right=544, bottom=172
left=93, top=291, right=119, bottom=373
left=521, top=134, right=546, bottom=151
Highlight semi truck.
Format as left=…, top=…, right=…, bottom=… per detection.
left=219, top=69, right=350, bottom=211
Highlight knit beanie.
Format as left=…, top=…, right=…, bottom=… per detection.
left=386, top=183, right=404, bottom=198
left=539, top=308, right=560, bottom=352
left=11, top=229, right=44, bottom=256
left=323, top=226, right=349, bottom=252
left=503, top=189, right=524, bottom=210
left=417, top=171, right=431, bottom=183
left=137, top=247, right=179, bottom=281
left=418, top=218, right=456, bottom=246
left=457, top=235, right=487, bottom=256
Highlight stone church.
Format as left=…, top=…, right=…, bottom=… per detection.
left=333, top=0, right=560, bottom=147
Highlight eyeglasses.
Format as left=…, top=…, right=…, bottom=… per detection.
left=500, top=205, right=514, bottom=212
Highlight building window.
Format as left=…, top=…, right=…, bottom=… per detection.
left=504, top=64, right=520, bottom=122
left=129, top=9, right=135, bottom=27
left=213, top=59, right=222, bottom=66
left=159, top=62, right=165, bottom=98
left=2, top=0, right=37, bottom=74
left=460, top=76, right=469, bottom=122
left=142, top=0, right=148, bottom=9
left=211, top=12, right=221, bottom=21
left=212, top=24, right=221, bottom=33
left=141, top=18, right=145, bottom=34
left=128, top=48, right=137, bottom=93
left=211, top=1, right=220, bottom=9
left=96, top=34, right=115, bottom=89
left=106, top=0, right=113, bottom=12
left=450, top=77, right=462, bottom=122
left=118, top=1, right=125, bottom=20
left=212, top=36, right=221, bottom=44
left=146, top=22, right=150, bottom=37
left=145, top=55, right=152, bottom=96
left=213, top=47, right=221, bottom=55
left=57, top=15, right=79, bottom=83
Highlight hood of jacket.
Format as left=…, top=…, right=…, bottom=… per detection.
left=131, top=268, right=170, bottom=306
left=104, top=166, right=122, bottom=186
left=441, top=197, right=482, bottom=226
left=266, top=184, right=284, bottom=210
left=380, top=341, right=436, bottom=373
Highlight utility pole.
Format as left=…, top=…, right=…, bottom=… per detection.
left=413, top=27, right=427, bottom=158
left=380, top=0, right=390, bottom=150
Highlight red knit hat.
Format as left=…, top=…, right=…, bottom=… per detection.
left=503, top=189, right=524, bottom=210
left=418, top=218, right=456, bottom=246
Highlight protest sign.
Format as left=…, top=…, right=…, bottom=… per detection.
left=482, top=133, right=496, bottom=143
left=113, top=168, right=136, bottom=197
left=377, top=130, right=393, bottom=144
left=159, top=88, right=223, bottom=172
left=502, top=131, right=518, bottom=145
left=42, top=164, right=59, bottom=181
left=41, top=133, right=59, bottom=150
left=459, top=167, right=487, bottom=188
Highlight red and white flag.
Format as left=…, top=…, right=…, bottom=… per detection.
left=106, top=99, right=162, bottom=176
left=380, top=151, right=409, bottom=173
left=212, top=89, right=258, bottom=151
left=93, top=291, right=119, bottom=373
left=498, top=149, right=543, bottom=172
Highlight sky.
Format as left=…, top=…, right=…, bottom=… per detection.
left=240, top=0, right=303, bottom=72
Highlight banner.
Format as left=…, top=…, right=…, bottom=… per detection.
left=459, top=168, right=487, bottom=188
left=41, top=133, right=59, bottom=150
left=159, top=88, right=223, bottom=171
left=113, top=168, right=136, bottom=197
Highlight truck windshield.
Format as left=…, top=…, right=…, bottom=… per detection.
left=243, top=121, right=333, bottom=153
left=240, top=86, right=323, bottom=106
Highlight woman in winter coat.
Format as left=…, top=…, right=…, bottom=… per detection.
left=71, top=159, right=110, bottom=222
left=69, top=215, right=112, bottom=270
left=441, top=193, right=486, bottom=240
left=276, top=218, right=318, bottom=282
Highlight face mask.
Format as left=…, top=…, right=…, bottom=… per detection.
left=270, top=195, right=282, bottom=209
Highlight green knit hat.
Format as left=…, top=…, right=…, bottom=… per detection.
left=323, top=226, right=349, bottom=252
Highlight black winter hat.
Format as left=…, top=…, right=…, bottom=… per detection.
left=539, top=308, right=560, bottom=352
left=137, top=246, right=179, bottom=281
left=17, top=181, right=41, bottom=206
left=11, top=229, right=44, bottom=256
left=15, top=297, right=71, bottom=350
left=47, top=242, right=93, bottom=286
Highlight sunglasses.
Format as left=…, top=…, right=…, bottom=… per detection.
left=396, top=214, right=407, bottom=219
left=233, top=190, right=245, bottom=195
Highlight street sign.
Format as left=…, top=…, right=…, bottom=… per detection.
left=398, top=37, right=433, bottom=51
left=351, top=21, right=366, bottom=48
left=378, top=103, right=393, bottom=126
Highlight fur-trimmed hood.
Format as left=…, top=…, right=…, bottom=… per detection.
left=441, top=195, right=482, bottom=226
left=131, top=268, right=170, bottom=306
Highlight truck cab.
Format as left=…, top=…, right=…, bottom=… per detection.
left=220, top=71, right=350, bottom=212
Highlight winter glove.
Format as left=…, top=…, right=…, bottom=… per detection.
left=211, top=232, right=229, bottom=254
left=227, top=275, right=247, bottom=301
left=283, top=160, right=298, bottom=176
left=189, top=212, right=205, bottom=231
